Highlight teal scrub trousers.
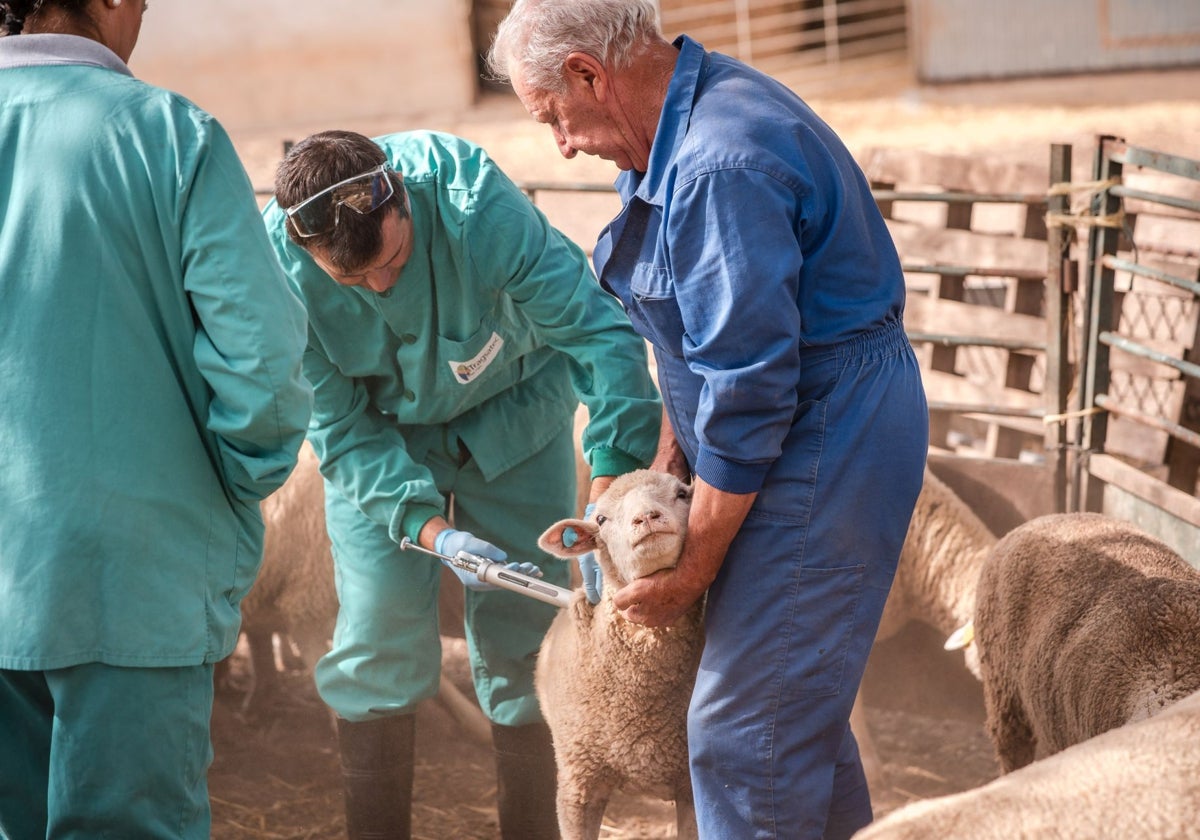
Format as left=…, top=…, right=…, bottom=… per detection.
left=314, top=422, right=575, bottom=725
left=0, top=662, right=214, bottom=840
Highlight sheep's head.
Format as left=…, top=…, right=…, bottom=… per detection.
left=538, top=470, right=692, bottom=591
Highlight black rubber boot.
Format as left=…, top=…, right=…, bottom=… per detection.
left=336, top=714, right=416, bottom=840
left=491, top=721, right=561, bottom=840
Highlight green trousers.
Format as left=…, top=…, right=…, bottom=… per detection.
left=315, top=424, right=575, bottom=725
left=0, top=662, right=213, bottom=839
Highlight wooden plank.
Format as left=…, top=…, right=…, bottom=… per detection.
left=1122, top=214, right=1200, bottom=259
left=905, top=294, right=1046, bottom=348
left=966, top=412, right=1044, bottom=436
left=987, top=422, right=1041, bottom=459
left=1119, top=170, right=1200, bottom=219
left=860, top=147, right=1048, bottom=195
left=886, top=219, right=1048, bottom=272
left=1105, top=415, right=1170, bottom=466
left=922, top=369, right=1042, bottom=411
left=1089, top=453, right=1200, bottom=530
left=1101, top=485, right=1200, bottom=565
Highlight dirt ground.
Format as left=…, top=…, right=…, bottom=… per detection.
left=209, top=56, right=1200, bottom=839
left=209, top=625, right=995, bottom=840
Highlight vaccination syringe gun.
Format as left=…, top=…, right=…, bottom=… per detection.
left=399, top=537, right=573, bottom=609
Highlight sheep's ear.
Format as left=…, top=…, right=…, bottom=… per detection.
left=538, top=519, right=598, bottom=558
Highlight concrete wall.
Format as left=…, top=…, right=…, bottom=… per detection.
left=909, top=0, right=1200, bottom=82
left=129, top=0, right=476, bottom=133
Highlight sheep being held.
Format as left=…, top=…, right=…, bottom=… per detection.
left=975, top=511, right=1200, bottom=772
left=537, top=469, right=703, bottom=840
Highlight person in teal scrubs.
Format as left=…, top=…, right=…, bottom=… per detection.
left=262, top=128, right=662, bottom=839
left=0, top=2, right=313, bottom=838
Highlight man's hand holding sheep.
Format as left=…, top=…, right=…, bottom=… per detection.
left=614, top=477, right=756, bottom=628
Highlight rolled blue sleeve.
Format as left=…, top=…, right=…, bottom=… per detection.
left=667, top=168, right=805, bottom=493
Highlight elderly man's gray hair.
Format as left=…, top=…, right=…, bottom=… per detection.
left=487, top=0, right=662, bottom=94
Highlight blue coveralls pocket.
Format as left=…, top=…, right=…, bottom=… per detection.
left=629, top=261, right=686, bottom=356
left=781, top=563, right=865, bottom=700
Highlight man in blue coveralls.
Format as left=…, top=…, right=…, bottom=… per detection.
left=262, top=129, right=662, bottom=839
left=489, top=1, right=929, bottom=837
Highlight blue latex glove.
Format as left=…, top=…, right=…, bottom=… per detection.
left=573, top=503, right=602, bottom=604
left=434, top=528, right=543, bottom=591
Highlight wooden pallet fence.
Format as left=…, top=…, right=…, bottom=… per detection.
left=862, top=147, right=1054, bottom=460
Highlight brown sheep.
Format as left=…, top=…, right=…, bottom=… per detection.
left=975, top=512, right=1200, bottom=772
left=536, top=469, right=702, bottom=840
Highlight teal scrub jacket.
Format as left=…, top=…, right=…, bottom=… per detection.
left=0, top=35, right=314, bottom=670
left=262, top=131, right=662, bottom=544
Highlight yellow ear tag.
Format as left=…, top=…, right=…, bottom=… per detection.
left=944, top=621, right=975, bottom=651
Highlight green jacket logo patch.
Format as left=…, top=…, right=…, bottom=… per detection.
left=450, top=332, right=504, bottom=384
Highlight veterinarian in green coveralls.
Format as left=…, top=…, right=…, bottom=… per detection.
left=262, top=129, right=661, bottom=839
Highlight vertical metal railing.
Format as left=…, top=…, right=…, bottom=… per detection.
left=1078, top=135, right=1125, bottom=512
left=1044, top=144, right=1074, bottom=512
left=1072, top=137, right=1200, bottom=534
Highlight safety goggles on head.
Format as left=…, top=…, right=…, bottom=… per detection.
left=285, top=163, right=397, bottom=238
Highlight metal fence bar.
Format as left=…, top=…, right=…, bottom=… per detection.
left=926, top=401, right=1045, bottom=419
left=1099, top=331, right=1200, bottom=382
left=1094, top=394, right=1200, bottom=450
left=515, top=181, right=615, bottom=194
left=1110, top=144, right=1200, bottom=182
left=907, top=331, right=1045, bottom=352
left=510, top=182, right=1048, bottom=206
left=1102, top=255, right=1200, bottom=297
left=1079, top=135, right=1124, bottom=511
left=902, top=263, right=1046, bottom=281
left=1045, top=143, right=1074, bottom=512
left=871, top=189, right=1045, bottom=205
left=1109, top=184, right=1200, bottom=215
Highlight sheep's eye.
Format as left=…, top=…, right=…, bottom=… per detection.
left=595, top=514, right=607, bottom=526
left=676, top=489, right=690, bottom=501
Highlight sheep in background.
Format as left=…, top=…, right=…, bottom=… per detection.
left=975, top=512, right=1200, bottom=772
left=851, top=685, right=1200, bottom=840
left=231, top=441, right=492, bottom=746
left=537, top=469, right=703, bottom=840
left=852, top=467, right=998, bottom=786
left=875, top=467, right=997, bottom=676
left=238, top=441, right=336, bottom=714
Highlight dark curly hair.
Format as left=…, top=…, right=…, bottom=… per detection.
left=2, top=0, right=89, bottom=35
left=274, top=130, right=409, bottom=274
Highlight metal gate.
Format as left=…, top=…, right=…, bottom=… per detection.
left=515, top=139, right=1200, bottom=559
left=1056, top=138, right=1200, bottom=557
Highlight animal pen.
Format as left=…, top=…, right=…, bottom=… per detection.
left=254, top=135, right=1200, bottom=556
left=516, top=136, right=1200, bottom=562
